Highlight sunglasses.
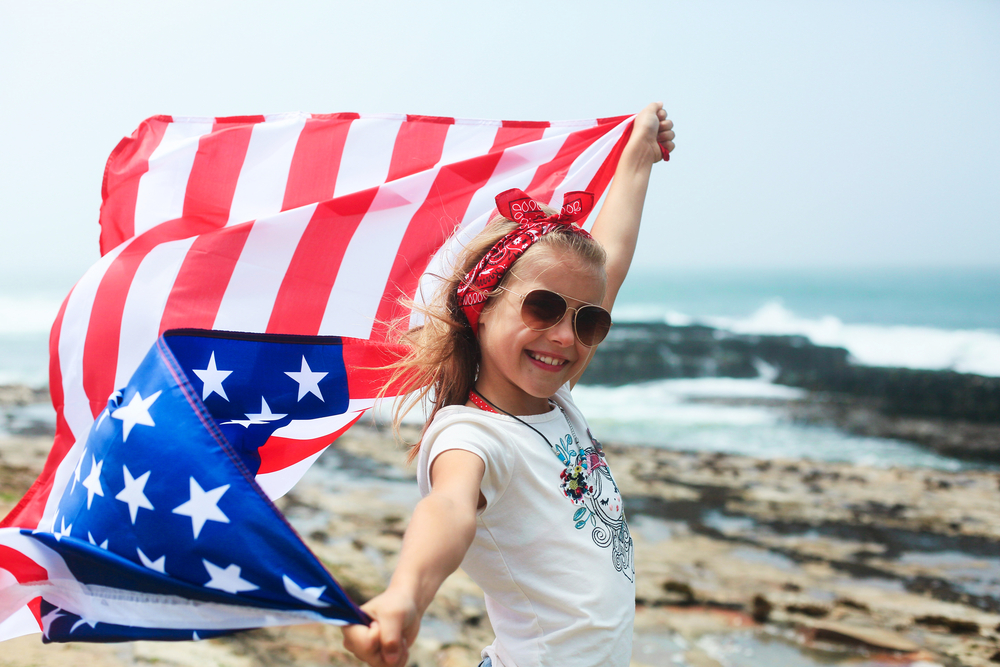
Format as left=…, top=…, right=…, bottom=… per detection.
left=496, top=286, right=613, bottom=347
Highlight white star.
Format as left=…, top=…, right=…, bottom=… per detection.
left=285, top=356, right=328, bottom=402
left=193, top=352, right=232, bottom=401
left=115, top=465, right=154, bottom=524
left=56, top=516, right=72, bottom=541
left=111, top=390, right=162, bottom=442
left=87, top=532, right=108, bottom=550
left=70, top=616, right=98, bottom=633
left=283, top=575, right=329, bottom=607
left=40, top=608, right=65, bottom=639
left=137, top=547, right=166, bottom=573
left=172, top=478, right=230, bottom=539
left=72, top=447, right=87, bottom=491
left=245, top=397, right=287, bottom=422
left=222, top=397, right=287, bottom=428
left=203, top=560, right=259, bottom=594
left=81, top=455, right=104, bottom=510
left=193, top=631, right=201, bottom=641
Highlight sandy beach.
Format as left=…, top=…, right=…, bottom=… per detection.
left=1, top=402, right=998, bottom=667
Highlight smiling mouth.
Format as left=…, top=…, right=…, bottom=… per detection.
left=527, top=351, right=568, bottom=367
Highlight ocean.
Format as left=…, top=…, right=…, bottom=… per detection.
left=2, top=266, right=998, bottom=469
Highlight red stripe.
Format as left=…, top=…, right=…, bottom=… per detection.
left=384, top=116, right=453, bottom=183
left=524, top=122, right=623, bottom=205
left=181, top=120, right=259, bottom=227
left=489, top=121, right=548, bottom=153
left=265, top=189, right=379, bottom=335
left=157, top=223, right=255, bottom=334
left=27, top=597, right=42, bottom=628
left=584, top=120, right=634, bottom=207
left=213, top=114, right=267, bottom=124
left=0, top=292, right=75, bottom=529
left=281, top=114, right=359, bottom=212
left=98, top=116, right=172, bottom=255
left=256, top=415, right=362, bottom=475
left=0, top=545, right=49, bottom=583
left=341, top=339, right=411, bottom=399
left=82, top=219, right=219, bottom=417
left=369, top=152, right=505, bottom=341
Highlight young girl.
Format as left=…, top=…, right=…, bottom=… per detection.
left=343, top=103, right=675, bottom=667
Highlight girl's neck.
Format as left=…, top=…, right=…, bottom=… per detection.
left=471, top=383, right=551, bottom=416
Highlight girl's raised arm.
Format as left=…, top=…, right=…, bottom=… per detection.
left=591, top=102, right=675, bottom=311
left=572, top=102, right=674, bottom=387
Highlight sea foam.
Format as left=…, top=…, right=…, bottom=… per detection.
left=615, top=300, right=1000, bottom=377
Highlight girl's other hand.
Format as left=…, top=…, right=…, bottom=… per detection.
left=342, top=589, right=420, bottom=667
left=630, top=101, right=675, bottom=164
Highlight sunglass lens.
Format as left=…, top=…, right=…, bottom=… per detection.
left=521, top=290, right=567, bottom=330
left=575, top=306, right=612, bottom=346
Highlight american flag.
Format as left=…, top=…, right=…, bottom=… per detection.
left=0, top=110, right=637, bottom=641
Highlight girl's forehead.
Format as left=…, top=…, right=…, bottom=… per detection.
left=509, top=249, right=606, bottom=301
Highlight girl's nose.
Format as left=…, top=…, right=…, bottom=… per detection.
left=547, top=310, right=577, bottom=347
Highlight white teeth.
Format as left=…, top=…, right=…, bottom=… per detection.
left=529, top=352, right=566, bottom=366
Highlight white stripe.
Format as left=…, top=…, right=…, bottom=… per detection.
left=0, top=530, right=343, bottom=632
left=541, top=121, right=594, bottom=141
left=212, top=204, right=318, bottom=332
left=269, top=411, right=363, bottom=440
left=547, top=117, right=632, bottom=214
left=411, top=131, right=571, bottom=327
left=133, top=122, right=214, bottom=237
left=254, top=400, right=374, bottom=499
left=0, top=602, right=39, bottom=641
left=41, top=242, right=133, bottom=527
left=226, top=116, right=307, bottom=226
left=437, top=122, right=500, bottom=167
left=114, top=237, right=198, bottom=388
left=319, top=169, right=438, bottom=338
left=332, top=118, right=403, bottom=198
left=0, top=529, right=76, bottom=580
left=255, top=448, right=327, bottom=501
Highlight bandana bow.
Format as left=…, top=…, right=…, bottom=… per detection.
left=456, top=189, right=595, bottom=334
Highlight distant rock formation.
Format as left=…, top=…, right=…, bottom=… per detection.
left=580, top=322, right=1000, bottom=462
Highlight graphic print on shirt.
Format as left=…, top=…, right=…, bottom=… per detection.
left=553, top=428, right=634, bottom=581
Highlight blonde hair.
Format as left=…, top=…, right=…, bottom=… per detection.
left=380, top=214, right=607, bottom=462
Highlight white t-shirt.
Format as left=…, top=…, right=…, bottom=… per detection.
left=416, top=385, right=635, bottom=667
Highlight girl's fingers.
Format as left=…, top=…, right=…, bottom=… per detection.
left=343, top=622, right=388, bottom=666
left=379, top=615, right=406, bottom=665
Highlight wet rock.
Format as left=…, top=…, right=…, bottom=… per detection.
left=835, top=597, right=870, bottom=611
left=915, top=615, right=980, bottom=634
left=0, top=384, right=48, bottom=407
left=805, top=620, right=921, bottom=652
left=752, top=594, right=772, bottom=622
left=662, top=580, right=696, bottom=605
left=579, top=322, right=1000, bottom=461
left=786, top=603, right=830, bottom=618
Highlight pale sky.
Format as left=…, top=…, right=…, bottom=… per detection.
left=1, top=0, right=998, bottom=293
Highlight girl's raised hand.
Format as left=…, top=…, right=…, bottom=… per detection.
left=630, top=101, right=675, bottom=164
left=342, top=589, right=420, bottom=667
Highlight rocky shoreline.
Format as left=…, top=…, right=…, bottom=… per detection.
left=1, top=404, right=999, bottom=667
left=581, top=322, right=1000, bottom=462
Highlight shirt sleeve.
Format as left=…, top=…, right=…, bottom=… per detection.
left=418, top=416, right=515, bottom=511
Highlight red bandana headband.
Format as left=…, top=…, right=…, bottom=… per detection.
left=456, top=188, right=595, bottom=334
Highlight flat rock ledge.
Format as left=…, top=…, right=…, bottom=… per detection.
left=2, top=424, right=998, bottom=666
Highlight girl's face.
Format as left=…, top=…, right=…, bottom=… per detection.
left=475, top=246, right=606, bottom=415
